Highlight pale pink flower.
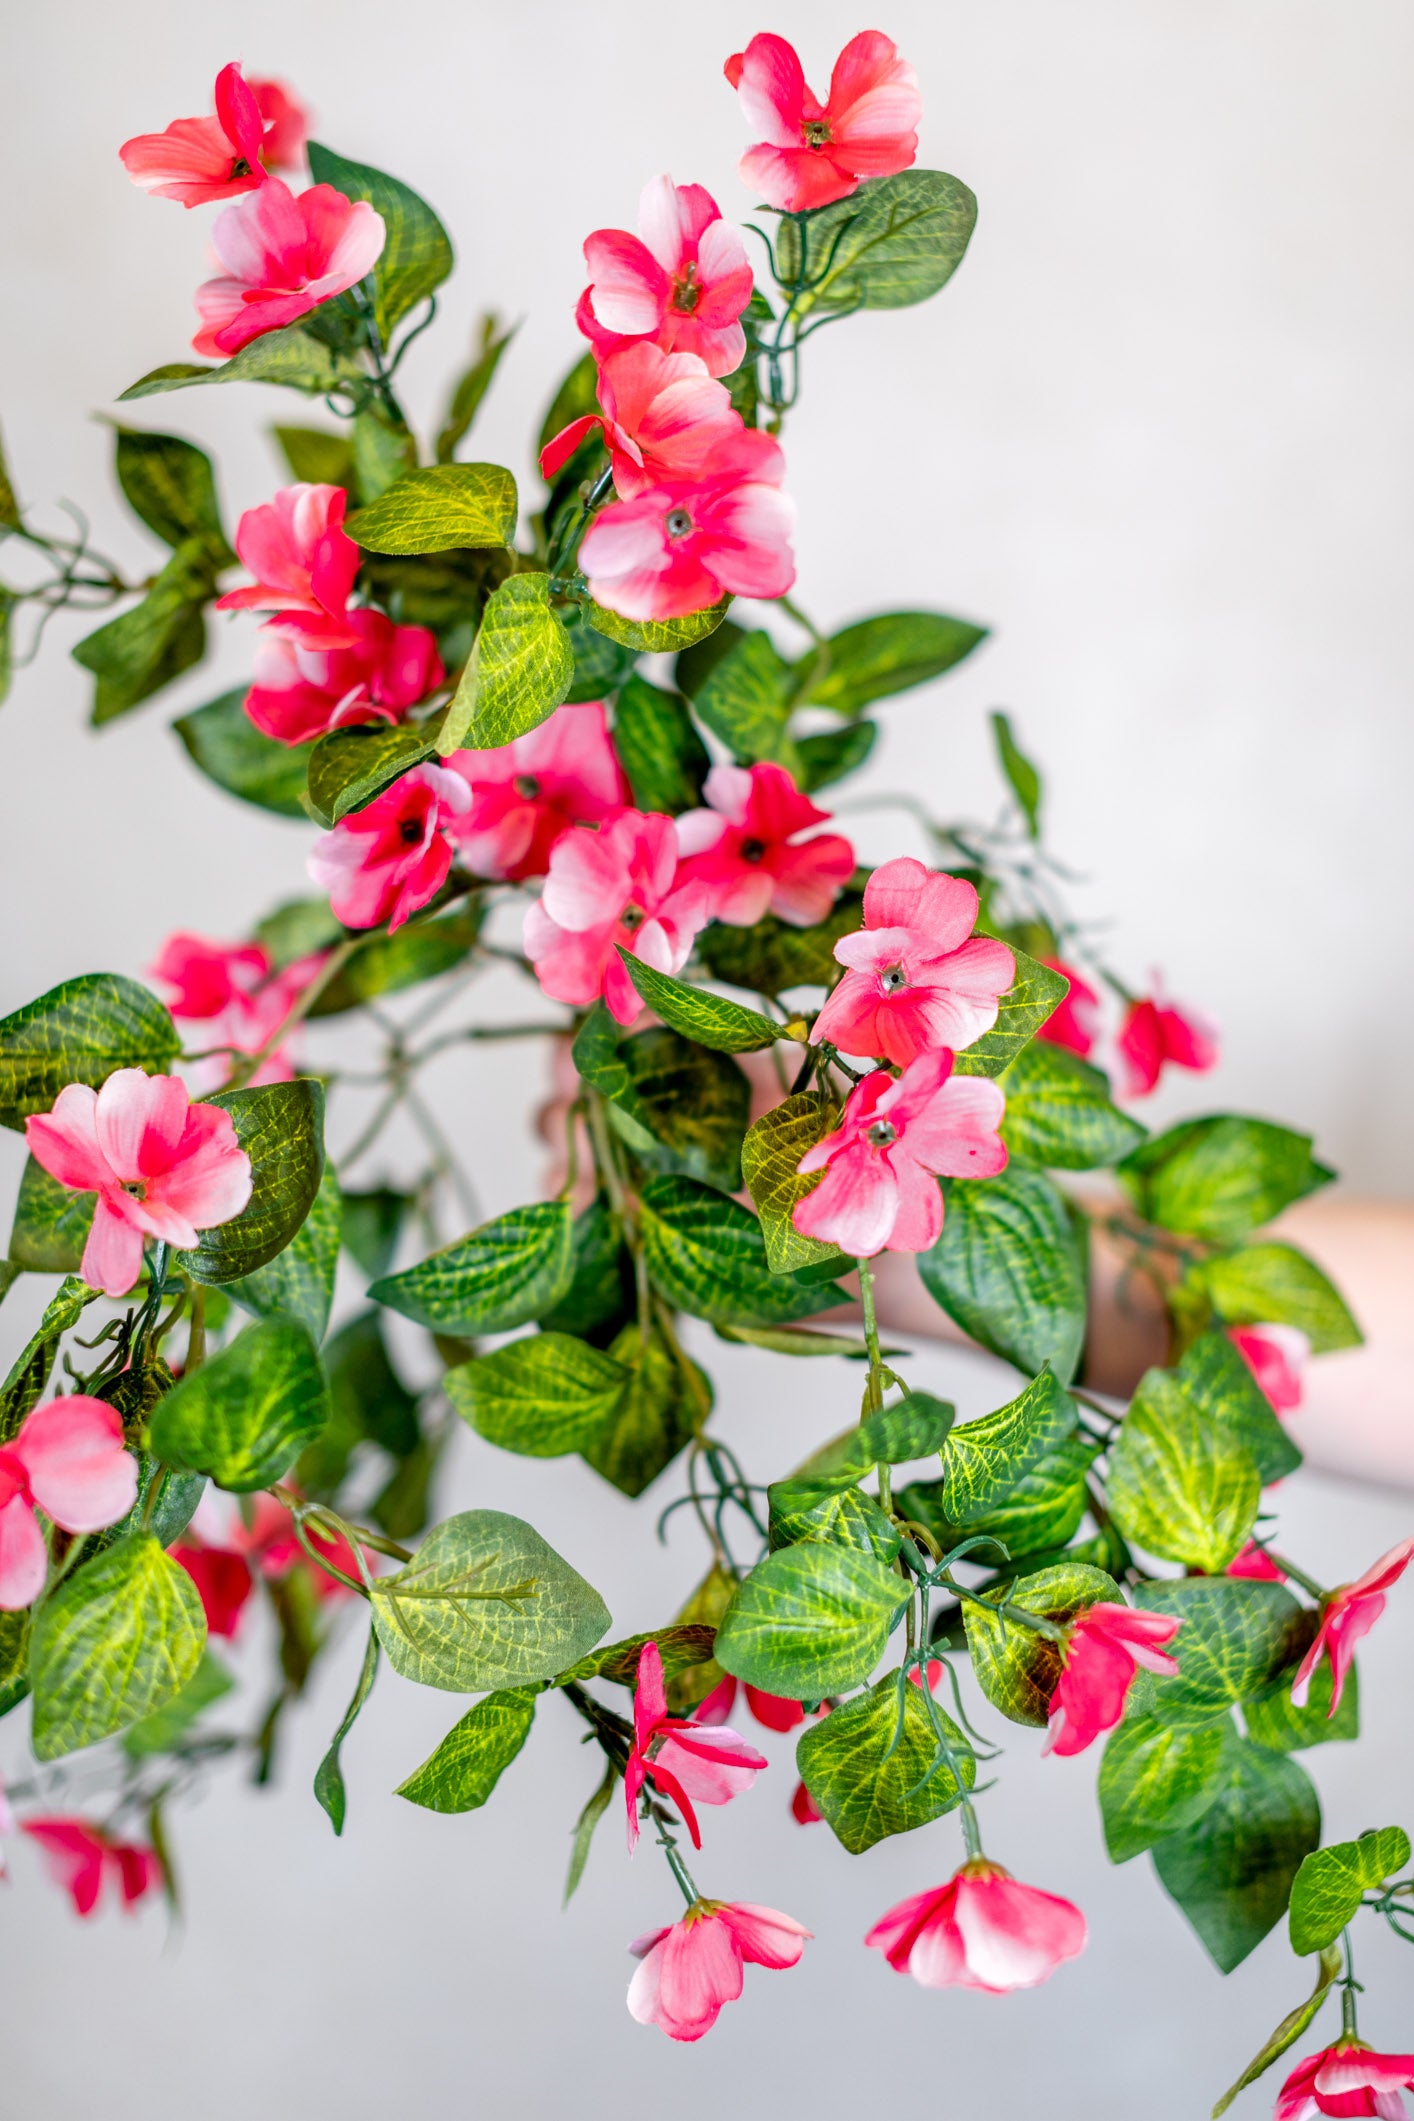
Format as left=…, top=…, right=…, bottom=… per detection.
left=793, top=1049, right=1008, bottom=1258
left=1276, top=2042, right=1414, bottom=2120
left=445, top=702, right=628, bottom=882
left=523, top=809, right=710, bottom=1026
left=811, top=857, right=1016, bottom=1067
left=22, top=1819, right=161, bottom=1918
left=244, top=609, right=443, bottom=746
left=249, top=77, right=308, bottom=171
left=215, top=482, right=360, bottom=648
left=675, top=762, right=855, bottom=928
left=866, top=1860, right=1087, bottom=1994
left=307, top=762, right=471, bottom=933
left=1291, top=1538, right=1414, bottom=1716
left=1036, top=957, right=1101, bottom=1059
left=628, top=1900, right=810, bottom=2041
left=119, top=61, right=268, bottom=208
left=149, top=932, right=327, bottom=1086
left=1227, top=1541, right=1288, bottom=1583
left=724, top=32, right=921, bottom=214
left=541, top=343, right=744, bottom=501
left=25, top=1072, right=252, bottom=1301
left=193, top=177, right=385, bottom=358
left=579, top=427, right=795, bottom=623
left=578, top=175, right=754, bottom=380
left=1045, top=1602, right=1182, bottom=1757
left=624, top=1642, right=767, bottom=1851
left=1230, top=1324, right=1309, bottom=1414
left=0, top=1397, right=137, bottom=1610
left=1115, top=987, right=1219, bottom=1098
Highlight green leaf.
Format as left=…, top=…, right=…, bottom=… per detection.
left=999, top=1040, right=1146, bottom=1170
left=937, top=1367, right=1078, bottom=1522
left=229, top=1160, right=342, bottom=1340
left=1174, top=1329, right=1301, bottom=1484
left=352, top=408, right=416, bottom=501
left=0, top=419, right=21, bottom=531
left=964, top=1561, right=1120, bottom=1726
left=305, top=721, right=435, bottom=827
left=612, top=675, right=709, bottom=812
left=1127, top=1578, right=1308, bottom=1729
left=581, top=1321, right=704, bottom=1497
left=560, top=1624, right=720, bottom=1689
left=8, top=1155, right=93, bottom=1273
left=1210, top=1946, right=1344, bottom=2118
left=1244, top=1658, right=1360, bottom=1752
left=990, top=710, right=1042, bottom=836
left=395, top=1684, right=539, bottom=1813
left=439, top=573, right=573, bottom=753
left=611, top=1028, right=751, bottom=1191
left=308, top=898, right=482, bottom=1014
left=0, top=972, right=179, bottom=1130
left=436, top=317, right=516, bottom=463
left=740, top=1093, right=849, bottom=1278
left=123, top=1648, right=234, bottom=1757
left=324, top=1309, right=420, bottom=1458
left=794, top=720, right=878, bottom=791
left=699, top=888, right=864, bottom=1000
left=1107, top=1371, right=1261, bottom=1572
left=794, top=611, right=987, bottom=716
left=30, top=1534, right=206, bottom=1760
left=445, top=1332, right=627, bottom=1458
left=345, top=464, right=517, bottom=554
left=1288, top=1828, right=1411, bottom=1954
left=256, top=898, right=345, bottom=973
left=0, top=1277, right=96, bottom=1442
left=904, top=1431, right=1096, bottom=1562
left=340, top=1187, right=409, bottom=1281
left=1192, top=1243, right=1362, bottom=1353
left=715, top=1542, right=910, bottom=1698
left=368, top=1508, right=610, bottom=1693
left=684, top=628, right=794, bottom=764
left=313, top=1624, right=381, bottom=1835
left=148, top=1317, right=330, bottom=1491
left=587, top=598, right=729, bottom=655
left=272, top=424, right=356, bottom=486
left=1098, top=1716, right=1230, bottom=1862
left=565, top=1763, right=616, bottom=1905
left=73, top=537, right=216, bottom=722
left=796, top=1674, right=976, bottom=1853
left=1117, top=1116, right=1336, bottom=1244
left=617, top=952, right=781, bottom=1053
left=538, top=1197, right=632, bottom=1342
left=177, top=1079, right=325, bottom=1285
left=120, top=326, right=364, bottom=402
left=951, top=950, right=1071, bottom=1079
left=803, top=1394, right=957, bottom=1484
left=919, top=1169, right=1087, bottom=1382
left=173, top=687, right=315, bottom=818
left=371, top=1201, right=573, bottom=1336
left=112, top=426, right=232, bottom=561
left=306, top=142, right=453, bottom=338
left=638, top=1175, right=845, bottom=1327
left=559, top=606, right=637, bottom=705
left=767, top=1479, right=902, bottom=1564
left=777, top=169, right=978, bottom=316
left=1152, top=1736, right=1320, bottom=1971
left=0, top=1607, right=30, bottom=1719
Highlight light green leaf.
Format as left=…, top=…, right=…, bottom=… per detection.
left=0, top=1277, right=96, bottom=1442
left=0, top=973, right=179, bottom=1130
left=581, top=1321, right=704, bottom=1497
left=8, top=1155, right=93, bottom=1273
left=306, top=142, right=453, bottom=338
left=776, top=169, right=978, bottom=316
left=0, top=1608, right=30, bottom=1719
left=685, top=628, right=796, bottom=766
left=229, top=1160, right=342, bottom=1341
left=999, top=1040, right=1146, bottom=1170
left=123, top=1648, right=234, bottom=1757
left=903, top=1430, right=1096, bottom=1560
left=1117, top=1116, right=1336, bottom=1244
left=0, top=419, right=21, bottom=531
left=1152, top=1736, right=1320, bottom=1971
left=1211, top=1947, right=1344, bottom=2118
left=351, top=408, right=416, bottom=500
left=740, top=1092, right=850, bottom=1278
left=796, top=1674, right=975, bottom=1853
left=587, top=598, right=729, bottom=654
left=767, top=1479, right=902, bottom=1564
left=792, top=609, right=986, bottom=716
left=272, top=424, right=356, bottom=486
left=1099, top=1716, right=1229, bottom=1862
left=1192, top=1243, right=1362, bottom=1353
left=445, top=1332, right=627, bottom=1458
left=1288, top=1828, right=1411, bottom=1954
left=964, top=1561, right=1119, bottom=1726
left=174, top=688, right=315, bottom=818
left=1244, top=1658, right=1360, bottom=1752
left=938, top=1366, right=1077, bottom=1522
left=305, top=721, right=435, bottom=826
left=951, top=948, right=1070, bottom=1080
left=119, top=326, right=363, bottom=402
left=439, top=573, right=573, bottom=752
left=919, top=1169, right=1087, bottom=1382
left=638, top=1175, right=845, bottom=1327
left=177, top=1079, right=325, bottom=1285
left=436, top=316, right=516, bottom=463
left=1108, top=1371, right=1261, bottom=1571
left=618, top=953, right=781, bottom=1053
left=148, top=1317, right=330, bottom=1490
left=1128, top=1578, right=1308, bottom=1729
left=30, top=1534, right=206, bottom=1760
left=395, top=1684, right=539, bottom=1813
left=370, top=1200, right=573, bottom=1336
left=345, top=463, right=517, bottom=554
left=612, top=675, right=709, bottom=813
left=802, top=1394, right=957, bottom=1486
left=313, top=1625, right=381, bottom=1835
left=713, top=1543, right=910, bottom=1697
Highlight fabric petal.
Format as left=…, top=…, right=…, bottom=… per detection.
left=0, top=1496, right=48, bottom=1610
left=12, top=1397, right=137, bottom=1535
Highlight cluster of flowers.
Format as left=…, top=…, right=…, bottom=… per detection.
left=1036, top=954, right=1219, bottom=1100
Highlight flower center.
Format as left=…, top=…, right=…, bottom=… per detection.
left=514, top=774, right=541, bottom=799
left=399, top=816, right=424, bottom=845
left=621, top=902, right=646, bottom=932
left=866, top=1120, right=898, bottom=1149
left=229, top=157, right=253, bottom=180
left=671, top=262, right=702, bottom=315
left=664, top=507, right=694, bottom=540
left=803, top=119, right=833, bottom=149
left=740, top=837, right=767, bottom=863
left=880, top=962, right=909, bottom=994
left=120, top=1179, right=147, bottom=1200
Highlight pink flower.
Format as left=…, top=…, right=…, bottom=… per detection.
left=695, top=1674, right=806, bottom=1733
left=580, top=427, right=795, bottom=622
left=307, top=762, right=471, bottom=933
left=25, top=1072, right=252, bottom=1301
left=811, top=857, right=1016, bottom=1067
left=578, top=175, right=754, bottom=380
left=523, top=808, right=710, bottom=1026
left=170, top=1541, right=255, bottom=1639
left=1276, top=2042, right=1414, bottom=2120
left=1115, top=987, right=1219, bottom=1098
left=791, top=1780, right=824, bottom=1824
left=149, top=932, right=327, bottom=1086
left=675, top=762, right=856, bottom=928
left=249, top=77, right=308, bottom=172
left=793, top=1049, right=1008, bottom=1259
left=1230, top=1324, right=1309, bottom=1414
left=445, top=702, right=628, bottom=883
left=119, top=61, right=268, bottom=208
left=193, top=177, right=385, bottom=358
left=865, top=1859, right=1087, bottom=1994
left=1036, top=957, right=1101, bottom=1059
left=22, top=1819, right=161, bottom=1918
left=624, top=1642, right=767, bottom=1851
left=0, top=1397, right=137, bottom=1610
left=1045, top=1601, right=1182, bottom=1757
left=1227, top=1540, right=1288, bottom=1583
left=628, top=1899, right=810, bottom=2041
left=724, top=32, right=922, bottom=214
left=1291, top=1538, right=1414, bottom=1716
left=215, top=483, right=360, bottom=648
left=540, top=344, right=744, bottom=501
left=244, top=609, right=443, bottom=746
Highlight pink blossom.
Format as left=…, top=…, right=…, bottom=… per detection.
left=628, top=1899, right=810, bottom=2041
left=624, top=1642, right=767, bottom=1851
left=445, top=702, right=628, bottom=882
left=0, top=1397, right=137, bottom=1610
left=580, top=427, right=795, bottom=622
left=307, top=762, right=471, bottom=933
left=1227, top=1541, right=1288, bottom=1583
left=245, top=607, right=442, bottom=745
left=540, top=344, right=744, bottom=501
left=724, top=32, right=921, bottom=214
left=149, top=932, right=326, bottom=1086
left=1275, top=2041, right=1414, bottom=2119
left=695, top=1673, right=807, bottom=1734
left=523, top=809, right=710, bottom=1027
left=791, top=1779, right=824, bottom=1824
left=675, top=762, right=855, bottom=928
left=249, top=77, right=308, bottom=171
left=1291, top=1538, right=1414, bottom=1716
left=1045, top=1601, right=1182, bottom=1757
left=811, top=857, right=1016, bottom=1067
left=793, top=1048, right=1008, bottom=1258
left=578, top=175, right=754, bottom=380
left=22, top=1819, right=161, bottom=1918
left=119, top=61, right=268, bottom=208
left=170, top=1541, right=255, bottom=1639
left=1115, top=988, right=1219, bottom=1098
left=1037, top=958, right=1101, bottom=1059
left=865, top=1860, right=1087, bottom=1994
left=25, top=1072, right=252, bottom=1301
left=215, top=483, right=360, bottom=647
left=193, top=177, right=385, bottom=358
left=1230, top=1324, right=1309, bottom=1414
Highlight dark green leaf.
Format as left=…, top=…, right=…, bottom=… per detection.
left=1108, top=1370, right=1261, bottom=1571
left=229, top=1160, right=341, bottom=1340
left=0, top=973, right=179, bottom=1130
left=1117, top=1117, right=1336, bottom=1244
left=177, top=1079, right=325, bottom=1285
left=587, top=598, right=729, bottom=655
left=272, top=424, right=356, bottom=486
left=445, top=1331, right=627, bottom=1457
left=120, top=326, right=364, bottom=402
left=308, top=898, right=482, bottom=1014
left=559, top=606, right=637, bottom=705
left=324, top=1309, right=420, bottom=1457
left=1244, top=1658, right=1359, bottom=1752
left=440, top=572, right=572, bottom=752
left=803, top=1394, right=956, bottom=1485
left=148, top=1317, right=330, bottom=1491
left=1211, top=1947, right=1344, bottom=2117
left=395, top=1683, right=539, bottom=1812
left=537, top=351, right=599, bottom=460
left=560, top=1624, right=719, bottom=1689
left=0, top=420, right=21, bottom=531
left=794, top=719, right=878, bottom=790
left=30, top=1534, right=206, bottom=1760
left=313, top=1624, right=381, bottom=1835
left=436, top=317, right=516, bottom=463
left=618, top=952, right=782, bottom=1053
left=0, top=1608, right=30, bottom=1719
left=740, top=1092, right=849, bottom=1278
left=919, top=1169, right=1087, bottom=1382
left=372, top=1201, right=573, bottom=1335
left=699, top=888, right=863, bottom=999
left=777, top=169, right=978, bottom=315
left=1152, top=1736, right=1320, bottom=1970
left=581, top=1321, right=704, bottom=1496
left=1289, top=1827, right=1411, bottom=1954
left=999, top=1040, right=1146, bottom=1170
left=564, top=1763, right=616, bottom=1904
left=964, top=1561, right=1120, bottom=1725
left=1173, top=1329, right=1302, bottom=1485
left=340, top=1187, right=409, bottom=1280
left=0, top=1277, right=96, bottom=1442
left=796, top=1674, right=975, bottom=1852
left=174, top=687, right=315, bottom=818
left=123, top=1648, right=234, bottom=1757
left=638, top=1175, right=845, bottom=1327
left=73, top=537, right=215, bottom=722
left=684, top=627, right=795, bottom=764
left=346, top=463, right=517, bottom=554
left=1128, top=1578, right=1308, bottom=1729
left=306, top=142, right=453, bottom=338
left=112, top=426, right=232, bottom=561
left=8, top=1155, right=93, bottom=1273
left=951, top=950, right=1071, bottom=1079
left=714, top=1542, right=910, bottom=1697
left=768, top=1479, right=902, bottom=1564
left=538, top=1197, right=633, bottom=1342
left=612, top=674, right=709, bottom=812
left=793, top=611, right=987, bottom=716
left=1099, top=1716, right=1230, bottom=1862
left=1192, top=1243, right=1362, bottom=1353
left=990, top=710, right=1041, bottom=836
left=305, top=721, right=435, bottom=827
left=610, top=1028, right=751, bottom=1192
left=255, top=897, right=345, bottom=972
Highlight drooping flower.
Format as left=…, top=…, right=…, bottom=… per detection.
left=724, top=32, right=922, bottom=214
left=118, top=61, right=268, bottom=207
left=170, top=1540, right=255, bottom=1639
left=865, top=1859, right=1087, bottom=1994
left=149, top=932, right=327, bottom=1086
left=445, top=701, right=629, bottom=882
left=580, top=427, right=794, bottom=622
left=244, top=608, right=443, bottom=745
left=25, top=1072, right=252, bottom=1301
left=215, top=483, right=360, bottom=647
left=1275, top=2041, right=1414, bottom=2120
left=540, top=344, right=743, bottom=501
left=696, top=1674, right=807, bottom=1733
left=1037, top=958, right=1101, bottom=1059
left=793, top=1048, right=1008, bottom=1258
left=1045, top=1601, right=1182, bottom=1756
left=578, top=175, right=754, bottom=380
left=1227, top=1540, right=1288, bottom=1583
left=628, top=1899, right=811, bottom=2041
left=307, top=763, right=472, bottom=933
left=1230, top=1324, right=1309, bottom=1414
left=523, top=808, right=710, bottom=1026
left=811, top=856, right=1016, bottom=1067
left=624, top=1642, right=767, bottom=1851
left=0, top=1397, right=137, bottom=1610
left=248, top=77, right=309, bottom=171
left=675, top=762, right=856, bottom=928
left=1115, top=987, right=1219, bottom=1098
left=791, top=1779, right=824, bottom=1824
left=22, top=1819, right=161, bottom=1918
left=1291, top=1538, right=1414, bottom=1716
left=193, top=177, right=385, bottom=358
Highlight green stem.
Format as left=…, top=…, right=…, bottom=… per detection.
left=659, top=1830, right=700, bottom=1910
left=224, top=937, right=361, bottom=1090
left=959, top=1797, right=985, bottom=1861
left=857, top=1258, right=891, bottom=1510
left=185, top=1284, right=206, bottom=1374
left=1265, top=1550, right=1330, bottom=1602
left=1340, top=1929, right=1361, bottom=2038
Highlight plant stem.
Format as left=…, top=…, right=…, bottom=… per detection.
left=224, top=937, right=361, bottom=1090
left=1340, top=1929, right=1361, bottom=2037
left=857, top=1257, right=892, bottom=1510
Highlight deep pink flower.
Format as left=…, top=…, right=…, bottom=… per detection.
left=170, top=1540, right=254, bottom=1640
left=675, top=763, right=855, bottom=928
left=193, top=177, right=385, bottom=358
left=0, top=1397, right=137, bottom=1610
left=22, top=1819, right=161, bottom=1917
left=1037, top=958, right=1101, bottom=1059
left=1230, top=1324, right=1309, bottom=1414
left=244, top=608, right=443, bottom=746
left=627, top=1899, right=810, bottom=2041
left=624, top=1642, right=767, bottom=1851
left=1276, top=2041, right=1414, bottom=2119
left=149, top=932, right=326, bottom=1086
left=791, top=1779, right=824, bottom=1824
left=1045, top=1601, right=1182, bottom=1757
left=1227, top=1541, right=1288, bottom=1583
left=695, top=1674, right=807, bottom=1734
left=249, top=77, right=308, bottom=171
left=119, top=61, right=268, bottom=208
left=580, top=427, right=794, bottom=622
left=865, top=1860, right=1087, bottom=1994
left=445, top=702, right=628, bottom=882
left=25, top=1072, right=252, bottom=1300
left=578, top=175, right=754, bottom=380
left=215, top=483, right=360, bottom=648
left=793, top=1048, right=1008, bottom=1259
left=1292, top=1538, right=1414, bottom=1716
left=523, top=808, right=710, bottom=1026
left=811, top=857, right=1016, bottom=1067
left=724, top=32, right=921, bottom=213
left=540, top=344, right=744, bottom=501
left=307, top=762, right=471, bottom=933
left=1115, top=988, right=1219, bottom=1098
